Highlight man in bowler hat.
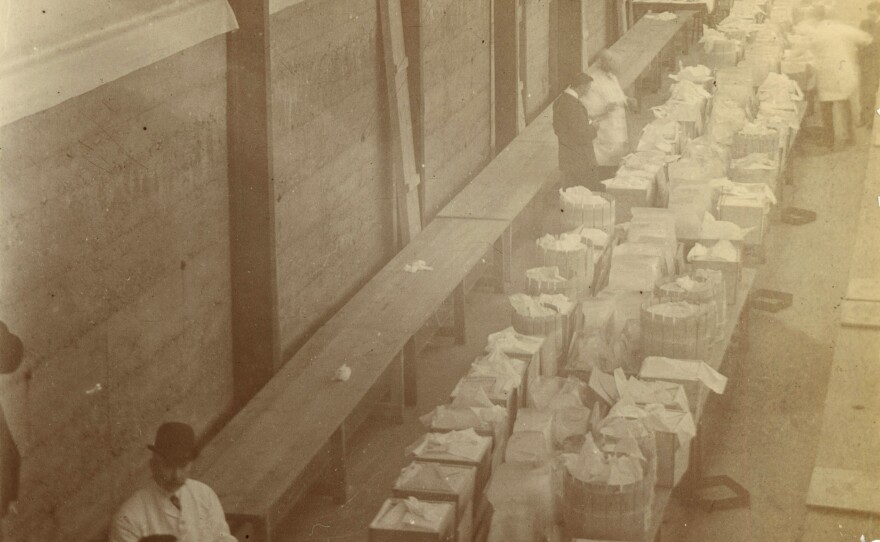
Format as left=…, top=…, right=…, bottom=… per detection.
left=552, top=72, right=602, bottom=190
left=111, top=422, right=236, bottom=542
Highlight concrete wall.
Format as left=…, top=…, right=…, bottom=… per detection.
left=270, top=0, right=396, bottom=365
left=523, top=0, right=555, bottom=120
left=0, top=36, right=232, bottom=541
left=584, top=0, right=612, bottom=62
left=420, top=0, right=493, bottom=217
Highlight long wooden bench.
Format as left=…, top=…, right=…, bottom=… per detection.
left=193, top=13, right=695, bottom=542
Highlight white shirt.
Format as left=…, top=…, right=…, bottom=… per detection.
left=111, top=479, right=236, bottom=542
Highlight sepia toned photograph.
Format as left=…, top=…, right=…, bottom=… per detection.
left=0, top=0, right=877, bottom=540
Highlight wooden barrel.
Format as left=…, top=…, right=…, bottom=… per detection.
left=640, top=302, right=713, bottom=361
left=538, top=243, right=593, bottom=300
left=525, top=267, right=573, bottom=297
left=560, top=191, right=615, bottom=233
left=561, top=465, right=653, bottom=541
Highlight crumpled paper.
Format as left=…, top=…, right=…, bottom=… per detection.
left=644, top=301, right=702, bottom=319
left=670, top=64, right=714, bottom=85
left=644, top=11, right=677, bottom=21
left=613, top=369, right=691, bottom=412
left=639, top=356, right=728, bottom=395
left=396, top=462, right=457, bottom=493
left=563, top=433, right=645, bottom=485
left=526, top=266, right=567, bottom=283
left=409, top=428, right=488, bottom=462
left=422, top=404, right=508, bottom=435
left=374, top=497, right=450, bottom=531
left=537, top=293, right=575, bottom=315
left=588, top=369, right=620, bottom=405
left=700, top=212, right=753, bottom=240
left=486, top=326, right=543, bottom=356
left=603, top=175, right=652, bottom=190
left=469, top=349, right=526, bottom=396
left=536, top=232, right=587, bottom=252
left=604, top=398, right=697, bottom=445
left=717, top=178, right=777, bottom=206
left=509, top=294, right=557, bottom=318
left=528, top=376, right=586, bottom=410
left=688, top=240, right=739, bottom=262
left=731, top=152, right=777, bottom=170
left=567, top=226, right=609, bottom=249
left=559, top=186, right=610, bottom=207
left=404, top=260, right=433, bottom=273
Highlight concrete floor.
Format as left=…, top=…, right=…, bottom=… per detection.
left=273, top=93, right=873, bottom=542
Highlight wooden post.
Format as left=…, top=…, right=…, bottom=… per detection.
left=226, top=0, right=279, bottom=407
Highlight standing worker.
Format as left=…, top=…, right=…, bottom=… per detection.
left=859, top=2, right=880, bottom=126
left=553, top=73, right=601, bottom=190
left=809, top=4, right=872, bottom=149
left=583, top=50, right=636, bottom=180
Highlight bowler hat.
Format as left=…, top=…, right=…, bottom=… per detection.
left=147, top=422, right=197, bottom=466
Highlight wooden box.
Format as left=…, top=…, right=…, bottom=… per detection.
left=485, top=327, right=545, bottom=405
left=393, top=462, right=476, bottom=542
left=451, top=376, right=517, bottom=434
left=412, top=431, right=494, bottom=499
left=640, top=303, right=714, bottom=361
left=718, top=194, right=767, bottom=246
left=638, top=357, right=727, bottom=419
left=370, top=498, right=455, bottom=542
left=654, top=429, right=692, bottom=489
left=690, top=257, right=741, bottom=305
left=605, top=180, right=655, bottom=224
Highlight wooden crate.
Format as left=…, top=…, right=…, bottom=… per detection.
left=393, top=463, right=476, bottom=542
left=412, top=433, right=494, bottom=501
left=718, top=194, right=767, bottom=246
left=370, top=498, right=456, bottom=542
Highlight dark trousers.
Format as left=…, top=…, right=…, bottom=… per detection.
left=820, top=100, right=853, bottom=146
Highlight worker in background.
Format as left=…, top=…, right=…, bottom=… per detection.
left=859, top=2, right=880, bottom=126
left=111, top=422, right=237, bottom=542
left=583, top=49, right=636, bottom=181
left=808, top=4, right=872, bottom=149
left=553, top=72, right=601, bottom=190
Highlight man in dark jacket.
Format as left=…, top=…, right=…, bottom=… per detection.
left=553, top=73, right=601, bottom=190
left=860, top=2, right=880, bottom=126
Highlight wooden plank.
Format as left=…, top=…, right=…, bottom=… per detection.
left=327, top=217, right=511, bottom=336
left=806, top=468, right=880, bottom=515
left=225, top=0, right=280, bottom=405
left=196, top=326, right=410, bottom=513
left=380, top=0, right=422, bottom=245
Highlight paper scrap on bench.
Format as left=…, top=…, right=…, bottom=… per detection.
left=332, top=364, right=351, bottom=382
left=403, top=260, right=433, bottom=273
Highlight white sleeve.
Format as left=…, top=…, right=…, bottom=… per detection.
left=206, top=487, right=236, bottom=541
left=108, top=513, right=141, bottom=542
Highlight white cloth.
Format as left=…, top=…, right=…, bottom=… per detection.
left=582, top=69, right=630, bottom=166
left=111, top=479, right=235, bottom=542
left=809, top=20, right=872, bottom=102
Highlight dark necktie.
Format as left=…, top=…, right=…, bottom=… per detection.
left=170, top=494, right=181, bottom=511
